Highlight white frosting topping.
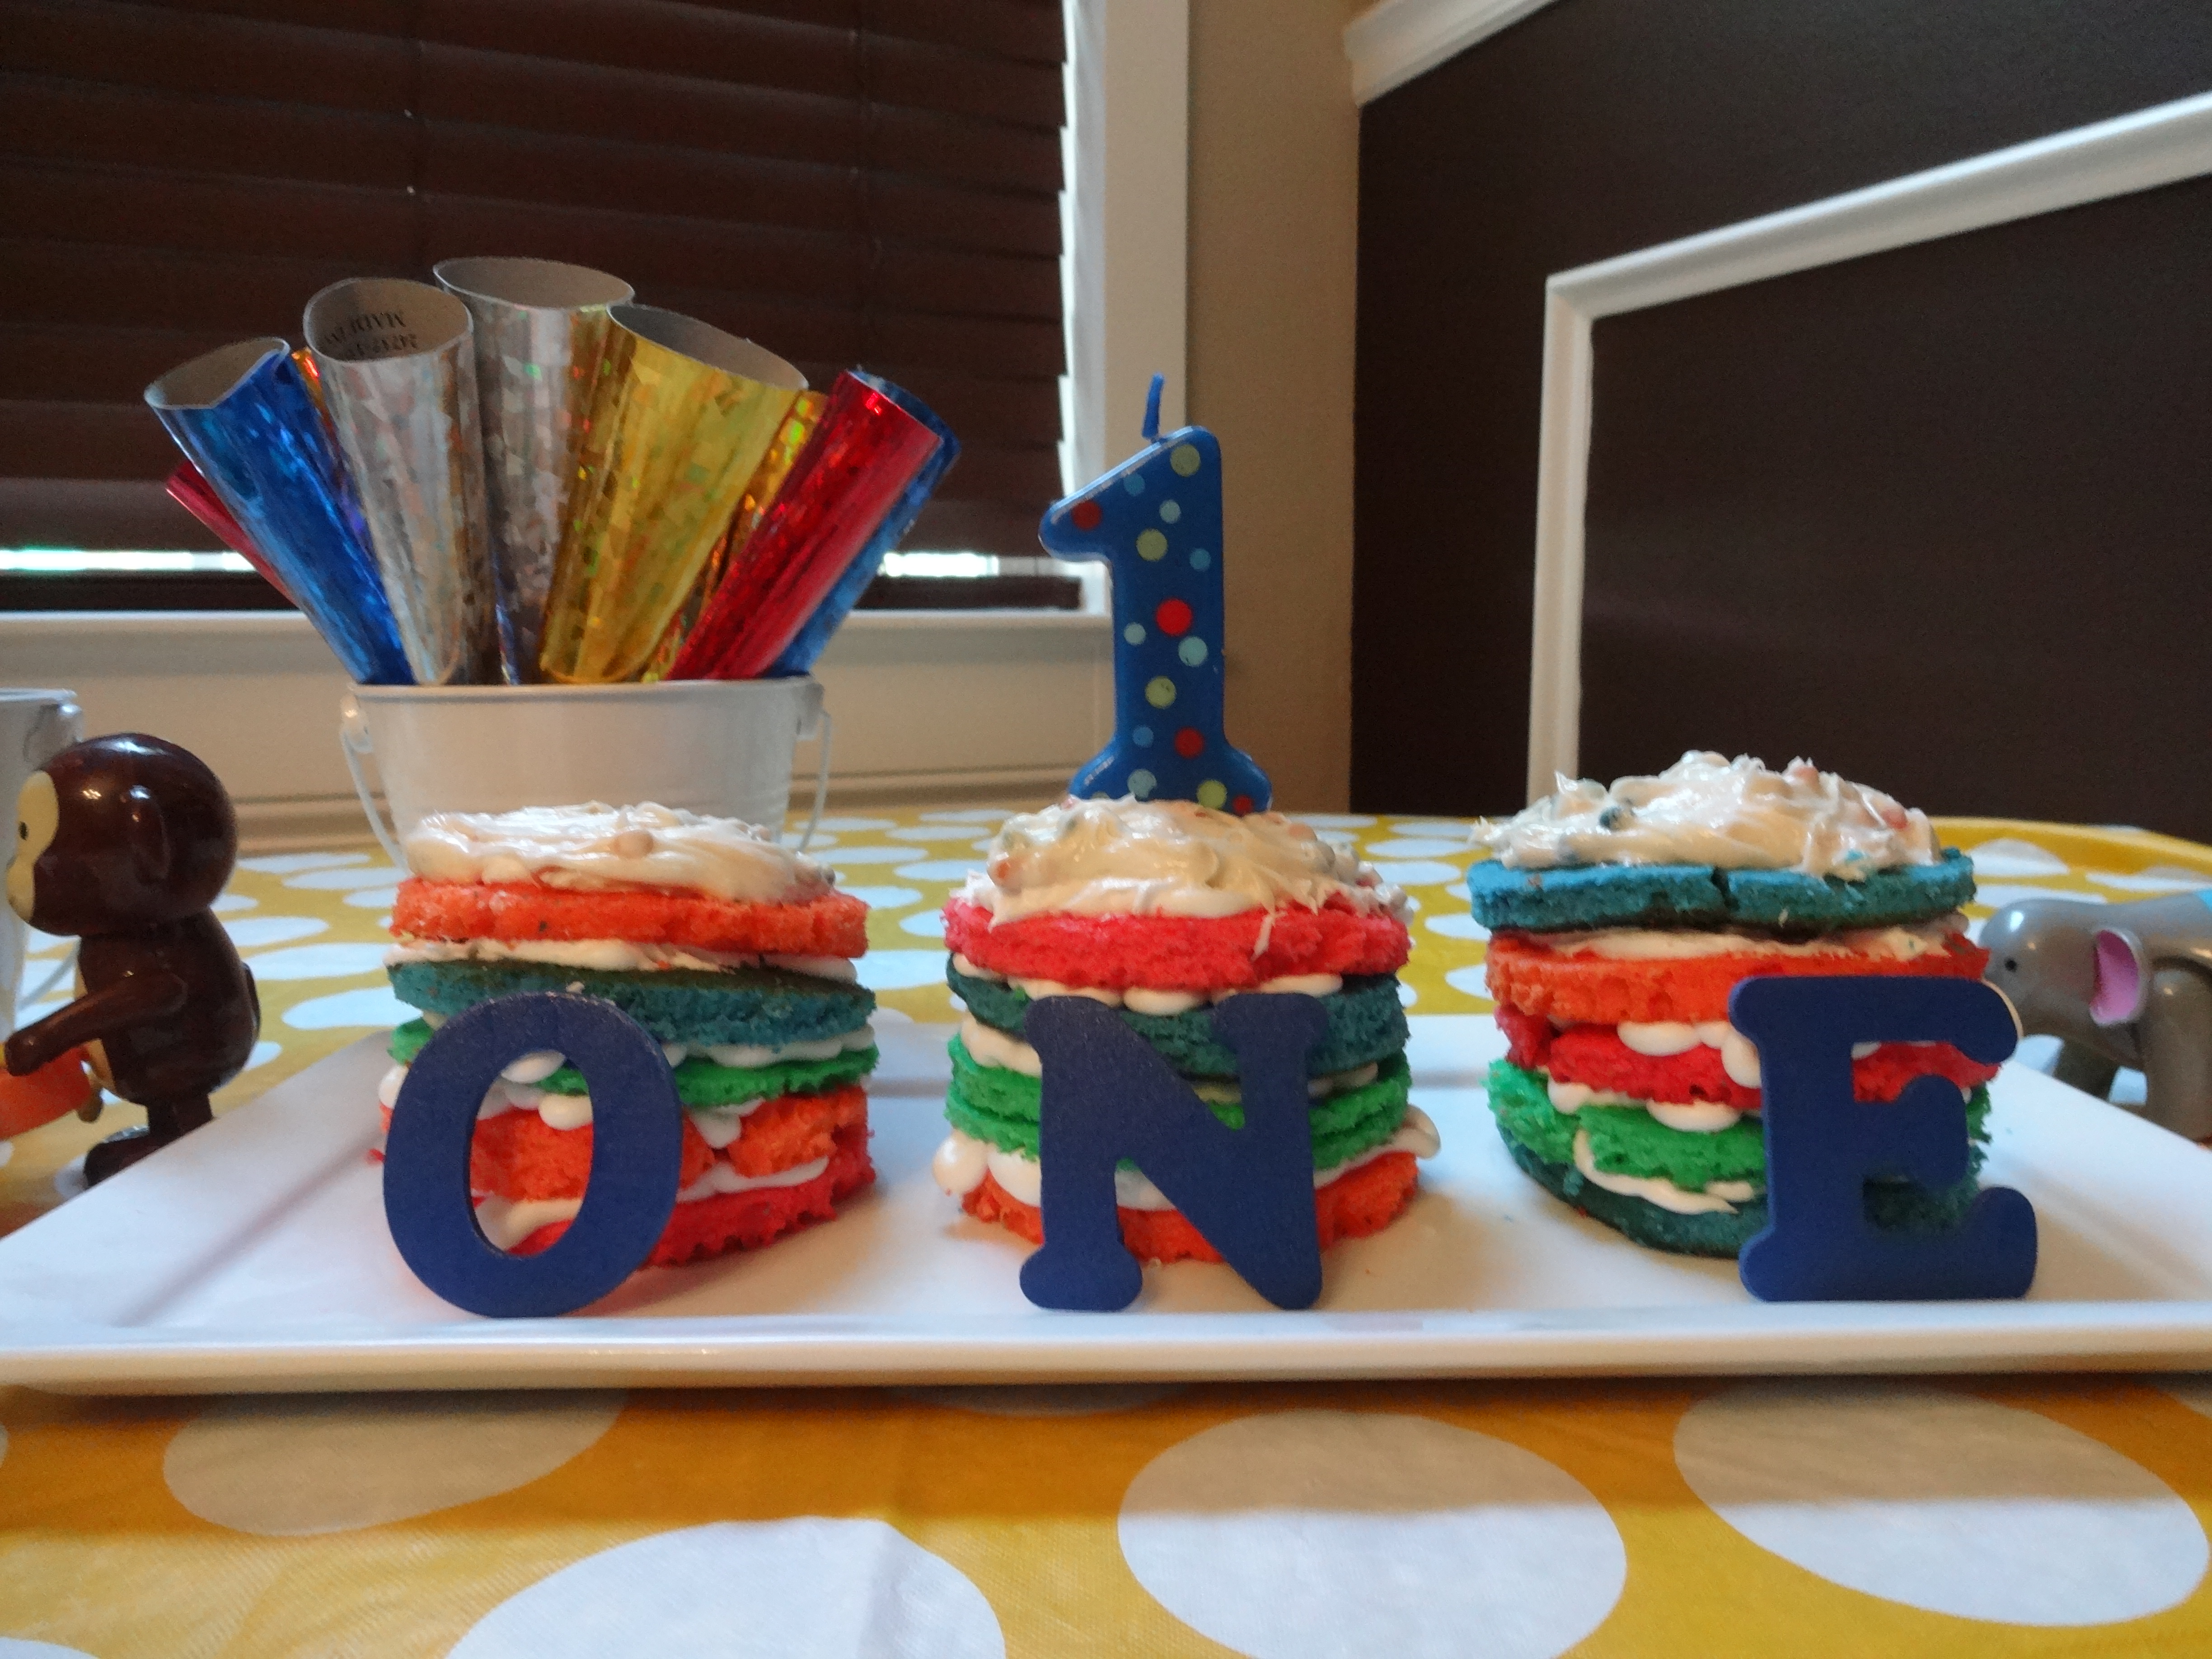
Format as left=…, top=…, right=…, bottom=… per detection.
left=961, top=796, right=1407, bottom=922
left=931, top=1106, right=1440, bottom=1210
left=1472, top=751, right=1940, bottom=879
left=471, top=1151, right=831, bottom=1248
left=404, top=801, right=834, bottom=902
left=986, top=968, right=1346, bottom=1010
left=1530, top=916, right=1964, bottom=962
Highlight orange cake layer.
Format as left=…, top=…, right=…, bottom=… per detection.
left=962, top=1151, right=1419, bottom=1265
left=510, top=1123, right=876, bottom=1266
left=1483, top=931, right=1989, bottom=1025
left=942, top=896, right=1411, bottom=991
left=392, top=879, right=868, bottom=957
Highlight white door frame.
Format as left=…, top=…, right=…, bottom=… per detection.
left=1525, top=90, right=2212, bottom=801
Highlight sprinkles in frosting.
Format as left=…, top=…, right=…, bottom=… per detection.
left=1472, top=751, right=1938, bottom=880
left=962, top=796, right=1408, bottom=922
left=403, top=801, right=834, bottom=904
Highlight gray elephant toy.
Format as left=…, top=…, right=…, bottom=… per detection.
left=1983, top=892, right=2212, bottom=1139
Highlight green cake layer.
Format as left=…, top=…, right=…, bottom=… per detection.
left=948, top=965, right=1409, bottom=1079
left=945, top=1037, right=1411, bottom=1171
left=387, top=1018, right=876, bottom=1106
left=1486, top=1058, right=1990, bottom=1195
left=386, top=960, right=873, bottom=1048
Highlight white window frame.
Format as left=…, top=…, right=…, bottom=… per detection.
left=1523, top=91, right=2212, bottom=801
left=4, top=0, right=1186, bottom=842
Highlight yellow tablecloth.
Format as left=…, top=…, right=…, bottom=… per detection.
left=4, top=810, right=2212, bottom=1656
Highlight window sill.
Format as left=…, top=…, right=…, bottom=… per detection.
left=1, top=608, right=1111, bottom=847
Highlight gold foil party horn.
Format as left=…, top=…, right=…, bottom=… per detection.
left=538, top=305, right=805, bottom=684
left=304, top=277, right=501, bottom=685
left=642, top=387, right=826, bottom=681
left=435, top=256, right=633, bottom=683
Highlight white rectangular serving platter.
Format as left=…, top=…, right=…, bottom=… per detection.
left=2, top=1017, right=2212, bottom=1393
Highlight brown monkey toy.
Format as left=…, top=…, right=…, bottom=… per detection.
left=5, top=735, right=259, bottom=1185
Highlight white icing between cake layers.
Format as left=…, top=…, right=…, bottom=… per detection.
left=1528, top=916, right=1964, bottom=963
left=1570, top=1129, right=1759, bottom=1215
left=961, top=796, right=1407, bottom=922
left=404, top=801, right=836, bottom=902
left=470, top=1153, right=833, bottom=1250
left=378, top=1023, right=874, bottom=1134
left=931, top=1106, right=1441, bottom=1212
left=1471, top=751, right=1940, bottom=878
left=951, top=954, right=1344, bottom=1012
left=384, top=938, right=860, bottom=979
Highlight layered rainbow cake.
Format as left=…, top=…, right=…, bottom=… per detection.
left=376, top=803, right=877, bottom=1264
left=931, top=797, right=1439, bottom=1261
left=1471, top=752, right=1997, bottom=1255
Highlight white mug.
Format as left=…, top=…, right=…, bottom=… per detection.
left=338, top=678, right=833, bottom=867
left=1, top=689, right=84, bottom=1038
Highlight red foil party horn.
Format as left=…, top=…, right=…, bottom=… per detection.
left=672, top=373, right=940, bottom=680
left=165, top=460, right=297, bottom=605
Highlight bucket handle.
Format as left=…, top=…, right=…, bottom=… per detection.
left=795, top=708, right=832, bottom=851
left=339, top=692, right=410, bottom=868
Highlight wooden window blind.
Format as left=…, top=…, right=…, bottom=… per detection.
left=0, top=0, right=1066, bottom=565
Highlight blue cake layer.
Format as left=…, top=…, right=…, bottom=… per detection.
left=385, top=960, right=873, bottom=1047
left=1467, top=847, right=1974, bottom=934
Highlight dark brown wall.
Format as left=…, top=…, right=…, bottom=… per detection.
left=1354, top=0, right=2212, bottom=835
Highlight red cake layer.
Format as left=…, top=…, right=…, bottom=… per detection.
left=507, top=1123, right=876, bottom=1266
left=392, top=879, right=868, bottom=957
left=380, top=1084, right=868, bottom=1202
left=961, top=1151, right=1420, bottom=1264
left=1498, top=1006, right=1999, bottom=1109
left=1484, top=931, right=1988, bottom=1025
left=942, top=896, right=1410, bottom=991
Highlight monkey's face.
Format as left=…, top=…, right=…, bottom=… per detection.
left=6, top=770, right=56, bottom=926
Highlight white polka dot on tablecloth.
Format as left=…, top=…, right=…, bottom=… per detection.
left=446, top=1519, right=1002, bottom=1658
left=220, top=916, right=329, bottom=951
left=887, top=824, right=993, bottom=843
left=921, top=808, right=1014, bottom=824
left=237, top=852, right=368, bottom=875
left=1975, top=884, right=2099, bottom=911
left=0, top=1640, right=99, bottom=1657
left=1675, top=1381, right=2207, bottom=1625
left=900, top=1384, right=1182, bottom=1416
left=282, top=864, right=406, bottom=891
left=1398, top=983, right=1418, bottom=1006
left=857, top=951, right=952, bottom=992
left=1367, top=861, right=1462, bottom=887
left=238, top=1040, right=281, bottom=1073
left=342, top=884, right=403, bottom=909
left=1119, top=1411, right=1623, bottom=1659
left=212, top=892, right=257, bottom=914
left=1967, top=839, right=2071, bottom=879
left=1391, top=820, right=1477, bottom=838
left=240, top=942, right=391, bottom=981
left=282, top=985, right=416, bottom=1030
left=840, top=886, right=923, bottom=910
left=2087, top=866, right=2212, bottom=893
left=164, top=1392, right=623, bottom=1536
left=812, top=816, right=900, bottom=832
left=1443, top=966, right=1490, bottom=998
left=1365, top=838, right=1469, bottom=860
left=895, top=861, right=981, bottom=884
left=820, top=845, right=930, bottom=866
left=1425, top=913, right=1489, bottom=941
left=900, top=911, right=948, bottom=939
left=1285, top=814, right=1375, bottom=829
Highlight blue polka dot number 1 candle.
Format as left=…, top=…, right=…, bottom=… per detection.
left=1039, top=375, right=1273, bottom=811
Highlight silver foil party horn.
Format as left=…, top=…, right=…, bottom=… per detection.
left=147, top=339, right=413, bottom=684
left=305, top=278, right=500, bottom=685
left=434, top=256, right=633, bottom=682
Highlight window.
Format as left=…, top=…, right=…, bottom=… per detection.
left=0, top=0, right=1078, bottom=610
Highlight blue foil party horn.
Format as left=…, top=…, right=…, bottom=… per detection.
left=148, top=340, right=413, bottom=684
left=766, top=372, right=958, bottom=676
